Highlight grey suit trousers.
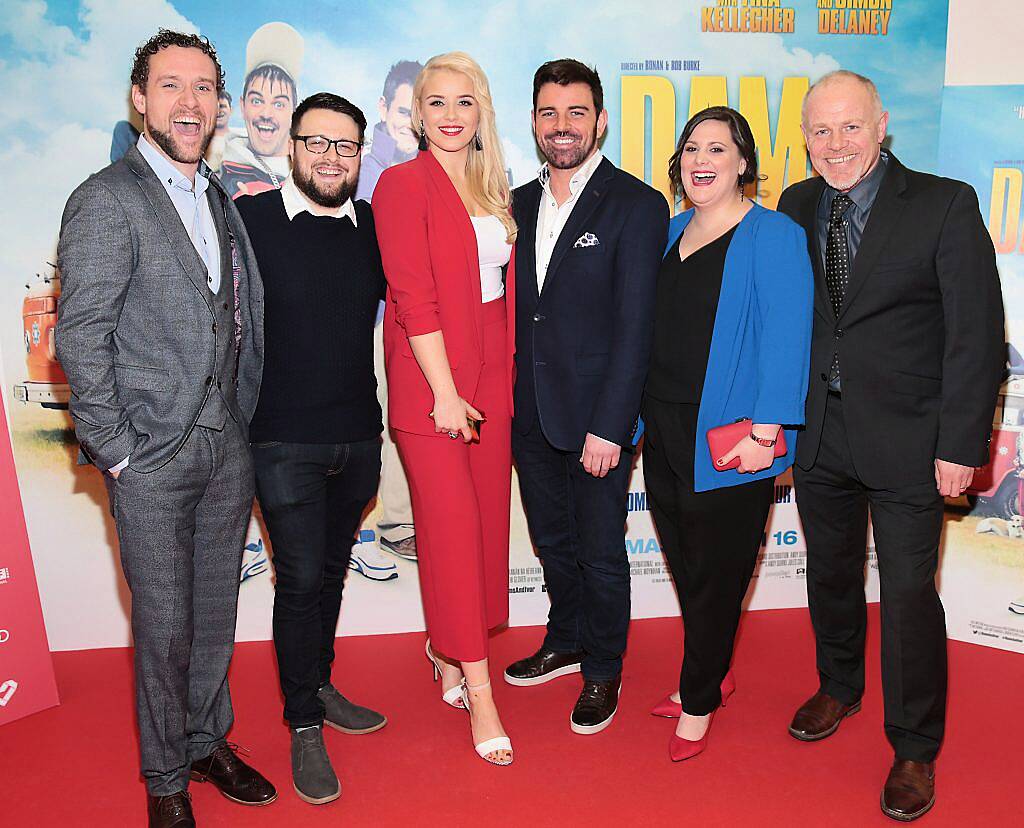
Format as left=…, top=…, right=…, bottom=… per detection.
left=106, top=419, right=254, bottom=795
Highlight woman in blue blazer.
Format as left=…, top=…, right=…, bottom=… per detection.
left=642, top=107, right=813, bottom=761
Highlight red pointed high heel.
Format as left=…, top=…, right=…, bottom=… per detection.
left=651, top=670, right=735, bottom=718
left=669, top=710, right=716, bottom=762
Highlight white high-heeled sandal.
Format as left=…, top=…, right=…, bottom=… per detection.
left=460, top=680, right=513, bottom=766
left=425, top=639, right=466, bottom=709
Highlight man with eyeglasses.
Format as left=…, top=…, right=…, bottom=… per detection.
left=235, top=92, right=387, bottom=806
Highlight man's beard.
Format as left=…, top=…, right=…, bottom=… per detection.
left=820, top=170, right=860, bottom=192
left=293, top=164, right=357, bottom=208
left=148, top=122, right=214, bottom=166
left=539, top=126, right=597, bottom=170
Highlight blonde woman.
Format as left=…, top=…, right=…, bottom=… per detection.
left=372, top=52, right=516, bottom=766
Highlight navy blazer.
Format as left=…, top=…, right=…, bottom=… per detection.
left=665, top=204, right=813, bottom=492
left=512, top=157, right=669, bottom=451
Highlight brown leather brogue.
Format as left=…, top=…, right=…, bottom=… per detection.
left=788, top=690, right=861, bottom=741
left=881, top=759, right=935, bottom=822
left=190, top=743, right=277, bottom=806
left=147, top=791, right=195, bottom=828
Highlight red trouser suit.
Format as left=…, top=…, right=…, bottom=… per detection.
left=372, top=151, right=516, bottom=662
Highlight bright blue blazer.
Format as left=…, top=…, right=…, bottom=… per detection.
left=663, top=203, right=814, bottom=492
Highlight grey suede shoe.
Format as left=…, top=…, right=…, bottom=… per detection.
left=318, top=683, right=387, bottom=734
left=290, top=727, right=340, bottom=805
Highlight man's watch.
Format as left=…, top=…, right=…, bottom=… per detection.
left=749, top=432, right=777, bottom=448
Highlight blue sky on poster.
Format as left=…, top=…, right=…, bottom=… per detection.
left=0, top=0, right=948, bottom=286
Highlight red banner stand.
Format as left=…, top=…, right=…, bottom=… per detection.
left=0, top=392, right=59, bottom=726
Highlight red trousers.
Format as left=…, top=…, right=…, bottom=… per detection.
left=392, top=299, right=511, bottom=662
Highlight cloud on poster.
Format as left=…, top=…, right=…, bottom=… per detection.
left=0, top=0, right=198, bottom=284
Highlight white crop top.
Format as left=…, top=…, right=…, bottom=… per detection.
left=471, top=214, right=512, bottom=303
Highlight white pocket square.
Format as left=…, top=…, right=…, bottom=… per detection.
left=574, top=232, right=600, bottom=249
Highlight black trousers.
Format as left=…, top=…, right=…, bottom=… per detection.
left=794, top=392, right=946, bottom=763
left=252, top=438, right=381, bottom=728
left=513, top=421, right=632, bottom=681
left=642, top=397, right=774, bottom=716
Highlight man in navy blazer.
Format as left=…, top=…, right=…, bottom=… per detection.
left=503, top=59, right=668, bottom=735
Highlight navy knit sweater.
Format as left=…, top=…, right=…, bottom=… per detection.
left=236, top=189, right=385, bottom=444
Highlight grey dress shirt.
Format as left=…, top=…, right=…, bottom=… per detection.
left=816, top=150, right=889, bottom=268
left=815, top=151, right=888, bottom=392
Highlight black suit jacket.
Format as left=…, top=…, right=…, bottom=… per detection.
left=512, top=157, right=668, bottom=451
left=777, top=152, right=1004, bottom=488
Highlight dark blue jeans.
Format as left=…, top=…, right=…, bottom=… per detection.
left=252, top=438, right=381, bottom=728
left=512, top=422, right=633, bottom=681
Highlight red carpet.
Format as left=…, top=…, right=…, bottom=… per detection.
left=2, top=607, right=1020, bottom=826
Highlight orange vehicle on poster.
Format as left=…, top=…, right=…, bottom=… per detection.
left=13, top=265, right=70, bottom=410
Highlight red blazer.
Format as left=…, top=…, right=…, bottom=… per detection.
left=372, top=151, right=516, bottom=437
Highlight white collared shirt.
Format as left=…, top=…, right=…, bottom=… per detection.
left=136, top=133, right=221, bottom=293
left=280, top=175, right=358, bottom=226
left=534, top=149, right=604, bottom=293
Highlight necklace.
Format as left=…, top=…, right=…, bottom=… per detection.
left=252, top=153, right=284, bottom=189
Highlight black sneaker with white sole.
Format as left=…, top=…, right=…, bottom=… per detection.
left=504, top=646, right=584, bottom=687
left=570, top=675, right=621, bottom=735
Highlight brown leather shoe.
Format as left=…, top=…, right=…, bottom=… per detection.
left=881, top=759, right=935, bottom=821
left=147, top=791, right=195, bottom=828
left=788, top=690, right=861, bottom=741
left=190, top=743, right=277, bottom=806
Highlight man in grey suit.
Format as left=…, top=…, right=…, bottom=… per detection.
left=56, top=30, right=276, bottom=828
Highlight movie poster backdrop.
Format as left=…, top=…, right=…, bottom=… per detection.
left=2, top=1, right=955, bottom=654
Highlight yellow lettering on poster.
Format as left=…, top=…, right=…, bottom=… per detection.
left=621, top=75, right=810, bottom=210
left=702, top=0, right=795, bottom=34
left=990, top=167, right=1022, bottom=254
left=621, top=75, right=677, bottom=208
left=739, top=76, right=809, bottom=209
left=688, top=76, right=728, bottom=117
left=817, top=0, right=892, bottom=35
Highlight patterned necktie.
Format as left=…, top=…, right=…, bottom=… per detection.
left=825, top=193, right=853, bottom=386
left=825, top=193, right=853, bottom=315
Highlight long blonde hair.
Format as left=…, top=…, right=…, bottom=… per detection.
left=412, top=52, right=517, bottom=243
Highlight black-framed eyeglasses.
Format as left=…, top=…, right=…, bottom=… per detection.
left=293, top=134, right=363, bottom=157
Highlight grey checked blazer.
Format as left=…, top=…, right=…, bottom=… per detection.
left=56, top=145, right=264, bottom=473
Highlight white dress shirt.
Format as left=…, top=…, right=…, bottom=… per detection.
left=280, top=175, right=358, bottom=225
left=136, top=133, right=221, bottom=293
left=534, top=149, right=604, bottom=293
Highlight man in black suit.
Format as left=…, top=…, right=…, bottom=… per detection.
left=503, top=59, right=668, bottom=734
left=777, top=70, right=1004, bottom=821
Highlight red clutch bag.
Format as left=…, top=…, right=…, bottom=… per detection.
left=707, top=419, right=787, bottom=471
